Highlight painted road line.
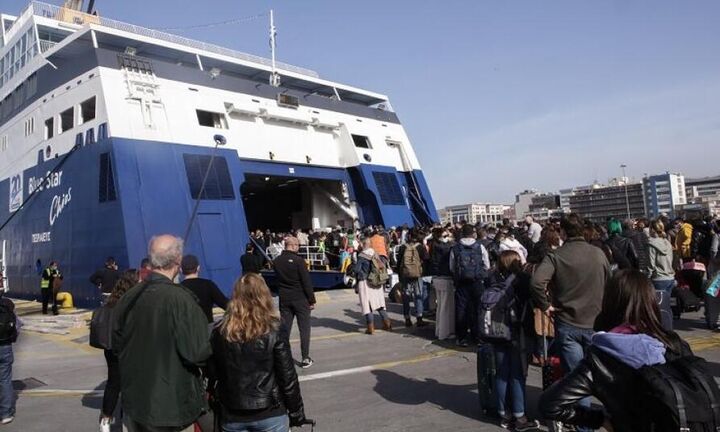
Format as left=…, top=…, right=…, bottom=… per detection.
left=297, top=349, right=457, bottom=383
left=19, top=389, right=104, bottom=397
left=18, top=332, right=720, bottom=398
left=19, top=349, right=460, bottom=398
left=688, top=333, right=720, bottom=352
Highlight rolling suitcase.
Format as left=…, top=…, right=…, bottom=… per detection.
left=655, top=289, right=673, bottom=331
left=477, top=343, right=498, bottom=417
left=705, top=293, right=720, bottom=330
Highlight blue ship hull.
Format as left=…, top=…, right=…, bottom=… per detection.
left=0, top=138, right=437, bottom=307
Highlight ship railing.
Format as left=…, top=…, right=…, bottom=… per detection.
left=28, top=1, right=319, bottom=78
left=266, top=245, right=329, bottom=270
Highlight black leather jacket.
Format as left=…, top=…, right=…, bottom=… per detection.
left=605, top=234, right=638, bottom=270
left=538, top=332, right=691, bottom=432
left=209, top=326, right=305, bottom=425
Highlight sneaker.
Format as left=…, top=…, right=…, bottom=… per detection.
left=416, top=317, right=428, bottom=327
left=514, top=416, right=540, bottom=431
left=1, top=416, right=13, bottom=425
left=99, top=417, right=111, bottom=432
left=300, top=358, right=314, bottom=369
left=499, top=414, right=513, bottom=429
left=404, top=318, right=413, bottom=328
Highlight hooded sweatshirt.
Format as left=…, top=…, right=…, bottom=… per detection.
left=448, top=238, right=490, bottom=274
left=592, top=331, right=666, bottom=369
left=647, top=237, right=675, bottom=281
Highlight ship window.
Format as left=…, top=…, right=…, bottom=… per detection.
left=372, top=171, right=404, bottom=205
left=183, top=154, right=235, bottom=200
left=99, top=152, right=117, bottom=202
left=60, top=107, right=74, bottom=133
left=196, top=110, right=228, bottom=129
left=352, top=134, right=372, bottom=149
left=80, top=97, right=96, bottom=124
left=44, top=117, right=54, bottom=140
left=0, top=136, right=7, bottom=152
left=118, top=54, right=154, bottom=75
left=24, top=117, right=34, bottom=136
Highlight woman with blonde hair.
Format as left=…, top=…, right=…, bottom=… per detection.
left=209, top=273, right=307, bottom=432
left=648, top=219, right=676, bottom=293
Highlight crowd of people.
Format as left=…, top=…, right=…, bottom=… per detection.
left=328, top=213, right=720, bottom=431
left=1, top=212, right=718, bottom=431
left=90, top=235, right=312, bottom=432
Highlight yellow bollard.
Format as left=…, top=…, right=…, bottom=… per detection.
left=55, top=292, right=74, bottom=309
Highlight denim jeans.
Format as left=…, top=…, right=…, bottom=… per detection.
left=402, top=278, right=427, bottom=318
left=122, top=418, right=194, bottom=432
left=652, top=279, right=676, bottom=293
left=493, top=343, right=526, bottom=417
left=222, top=414, right=289, bottom=432
left=365, top=308, right=389, bottom=324
left=0, top=344, right=14, bottom=419
left=555, top=320, right=594, bottom=432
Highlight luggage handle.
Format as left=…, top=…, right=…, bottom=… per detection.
left=541, top=309, right=549, bottom=362
left=293, top=419, right=316, bottom=431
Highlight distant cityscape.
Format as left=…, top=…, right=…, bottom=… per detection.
left=437, top=172, right=720, bottom=225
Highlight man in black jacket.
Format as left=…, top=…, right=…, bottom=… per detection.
left=622, top=221, right=650, bottom=274
left=180, top=255, right=228, bottom=325
left=89, top=257, right=120, bottom=304
left=274, top=236, right=316, bottom=368
left=240, top=243, right=263, bottom=275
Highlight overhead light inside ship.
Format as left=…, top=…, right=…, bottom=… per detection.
left=209, top=67, right=221, bottom=79
left=124, top=46, right=137, bottom=56
left=264, top=177, right=270, bottom=181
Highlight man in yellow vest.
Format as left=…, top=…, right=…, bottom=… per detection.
left=40, top=261, right=61, bottom=315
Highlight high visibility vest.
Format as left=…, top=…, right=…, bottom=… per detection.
left=40, top=268, right=51, bottom=289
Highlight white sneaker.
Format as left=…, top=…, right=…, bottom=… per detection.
left=99, top=417, right=111, bottom=432
left=1, top=416, right=14, bottom=424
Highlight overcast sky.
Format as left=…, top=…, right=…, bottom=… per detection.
left=7, top=0, right=719, bottom=207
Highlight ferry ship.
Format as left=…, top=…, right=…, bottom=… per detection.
left=0, top=1, right=438, bottom=306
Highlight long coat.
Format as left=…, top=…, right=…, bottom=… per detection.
left=355, top=250, right=387, bottom=315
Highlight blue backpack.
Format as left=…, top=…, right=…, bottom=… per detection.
left=479, top=274, right=517, bottom=342
left=454, top=242, right=486, bottom=283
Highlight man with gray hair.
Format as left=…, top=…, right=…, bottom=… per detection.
left=113, top=235, right=210, bottom=432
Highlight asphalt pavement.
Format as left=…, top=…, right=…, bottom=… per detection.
left=5, top=290, right=720, bottom=432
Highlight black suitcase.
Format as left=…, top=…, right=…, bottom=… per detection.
left=656, top=290, right=673, bottom=331
left=673, top=287, right=702, bottom=316
left=477, top=343, right=497, bottom=417
left=705, top=293, right=720, bottom=330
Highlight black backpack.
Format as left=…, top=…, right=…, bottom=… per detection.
left=454, top=243, right=486, bottom=283
left=89, top=305, right=114, bottom=350
left=638, top=355, right=720, bottom=431
left=478, top=274, right=517, bottom=342
left=690, top=226, right=711, bottom=259
left=0, top=301, right=18, bottom=344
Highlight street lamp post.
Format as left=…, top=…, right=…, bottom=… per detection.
left=620, top=164, right=631, bottom=220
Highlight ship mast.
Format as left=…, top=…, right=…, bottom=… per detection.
left=269, top=9, right=280, bottom=87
